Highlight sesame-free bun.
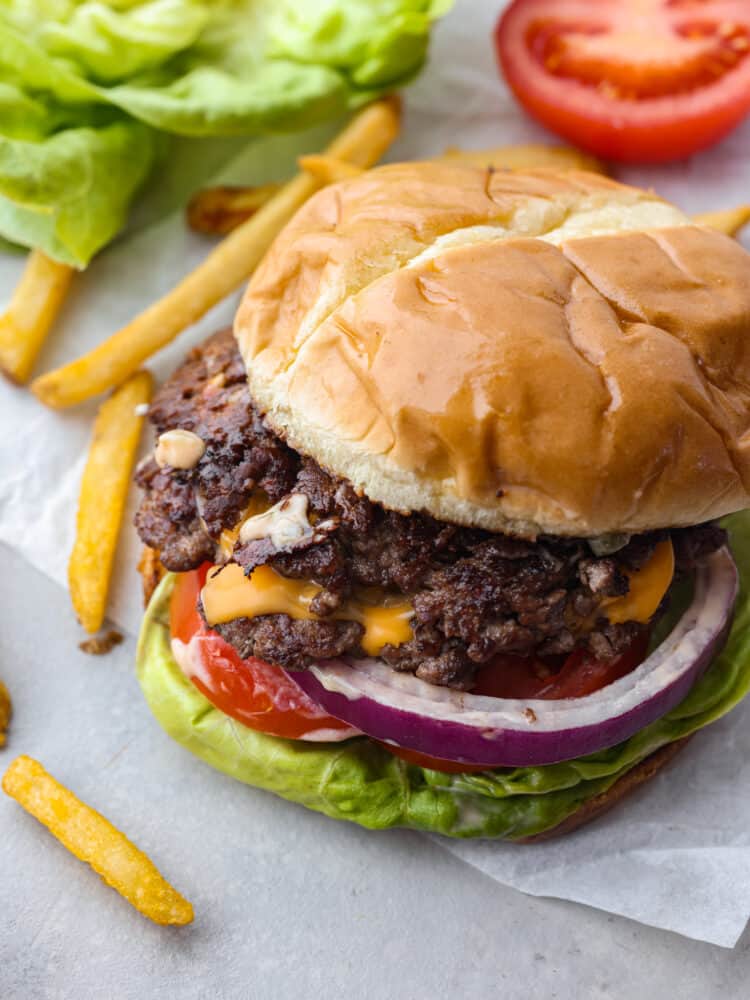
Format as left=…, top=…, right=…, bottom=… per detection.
left=235, top=163, right=750, bottom=537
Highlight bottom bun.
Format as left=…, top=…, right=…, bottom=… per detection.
left=519, top=736, right=691, bottom=843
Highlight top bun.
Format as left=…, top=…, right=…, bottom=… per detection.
left=235, top=163, right=750, bottom=538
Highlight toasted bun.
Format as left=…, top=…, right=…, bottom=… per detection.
left=235, top=164, right=750, bottom=537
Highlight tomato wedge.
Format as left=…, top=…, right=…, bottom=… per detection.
left=169, top=566, right=355, bottom=741
left=495, top=0, right=750, bottom=162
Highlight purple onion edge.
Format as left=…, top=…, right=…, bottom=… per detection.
left=289, top=552, right=739, bottom=767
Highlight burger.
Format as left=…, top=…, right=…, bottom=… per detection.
left=135, top=163, right=750, bottom=841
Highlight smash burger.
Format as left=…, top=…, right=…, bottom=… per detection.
left=135, top=164, right=750, bottom=840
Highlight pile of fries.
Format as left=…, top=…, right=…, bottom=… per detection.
left=3, top=93, right=750, bottom=923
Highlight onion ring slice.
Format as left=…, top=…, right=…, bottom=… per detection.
left=290, top=548, right=738, bottom=766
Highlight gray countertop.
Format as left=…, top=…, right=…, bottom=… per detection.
left=2, top=544, right=749, bottom=999
left=4, top=1, right=750, bottom=990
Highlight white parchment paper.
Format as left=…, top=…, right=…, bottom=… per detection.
left=2, top=0, right=750, bottom=947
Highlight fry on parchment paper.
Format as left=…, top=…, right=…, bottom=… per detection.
left=0, top=251, right=74, bottom=384
left=298, top=154, right=365, bottom=184
left=3, top=756, right=193, bottom=925
left=0, top=681, right=11, bottom=747
left=186, top=182, right=282, bottom=236
left=68, top=370, right=152, bottom=634
left=137, top=546, right=166, bottom=608
left=693, top=205, right=750, bottom=237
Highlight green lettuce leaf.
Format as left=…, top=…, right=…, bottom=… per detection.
left=136, top=511, right=750, bottom=840
left=0, top=0, right=450, bottom=262
left=0, top=114, right=161, bottom=267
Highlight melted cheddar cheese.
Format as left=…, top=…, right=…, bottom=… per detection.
left=207, top=494, right=675, bottom=664
left=201, top=563, right=414, bottom=656
left=601, top=539, right=675, bottom=625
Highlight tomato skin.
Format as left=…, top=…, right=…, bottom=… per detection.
left=495, top=0, right=750, bottom=163
left=169, top=567, right=355, bottom=741
left=169, top=564, right=209, bottom=646
left=472, top=634, right=650, bottom=701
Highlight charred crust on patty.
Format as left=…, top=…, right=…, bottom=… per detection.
left=136, top=331, right=727, bottom=688
left=134, top=329, right=298, bottom=570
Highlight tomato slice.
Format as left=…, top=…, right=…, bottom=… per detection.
left=495, top=0, right=750, bottom=162
left=381, top=636, right=650, bottom=772
left=472, top=634, right=651, bottom=700
left=169, top=566, right=355, bottom=741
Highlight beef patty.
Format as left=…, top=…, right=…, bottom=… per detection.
left=135, top=329, right=726, bottom=689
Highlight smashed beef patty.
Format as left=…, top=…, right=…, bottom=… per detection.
left=135, top=329, right=726, bottom=690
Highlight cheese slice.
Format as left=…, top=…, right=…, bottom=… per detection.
left=602, top=539, right=675, bottom=625
left=204, top=521, right=674, bottom=663
left=201, top=563, right=414, bottom=657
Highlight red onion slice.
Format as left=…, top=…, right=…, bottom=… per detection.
left=291, top=548, right=738, bottom=766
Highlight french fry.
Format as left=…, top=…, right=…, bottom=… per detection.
left=186, top=182, right=281, bottom=235
left=137, top=545, right=166, bottom=607
left=0, top=681, right=11, bottom=748
left=298, top=154, right=364, bottom=184
left=184, top=160, right=362, bottom=237
left=0, top=250, right=74, bottom=384
left=31, top=97, right=401, bottom=409
left=441, top=143, right=606, bottom=174
left=69, top=370, right=152, bottom=634
left=182, top=141, right=602, bottom=240
left=186, top=156, right=365, bottom=239
left=692, top=205, right=750, bottom=237
left=2, top=756, right=193, bottom=925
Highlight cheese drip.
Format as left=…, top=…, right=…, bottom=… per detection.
left=207, top=503, right=673, bottom=663
left=602, top=539, right=675, bottom=625
left=201, top=563, right=414, bottom=657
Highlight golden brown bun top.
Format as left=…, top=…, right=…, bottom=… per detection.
left=234, top=163, right=750, bottom=537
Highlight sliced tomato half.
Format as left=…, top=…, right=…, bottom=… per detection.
left=495, top=0, right=750, bottom=162
left=169, top=566, right=355, bottom=741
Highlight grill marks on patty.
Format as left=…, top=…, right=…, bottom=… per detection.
left=135, top=330, right=727, bottom=690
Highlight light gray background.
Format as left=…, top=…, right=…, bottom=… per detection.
left=3, top=547, right=750, bottom=997
left=4, top=0, right=750, bottom=993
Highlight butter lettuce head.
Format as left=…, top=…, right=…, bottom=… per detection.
left=0, top=115, right=161, bottom=267
left=136, top=512, right=750, bottom=840
left=0, top=0, right=450, bottom=263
